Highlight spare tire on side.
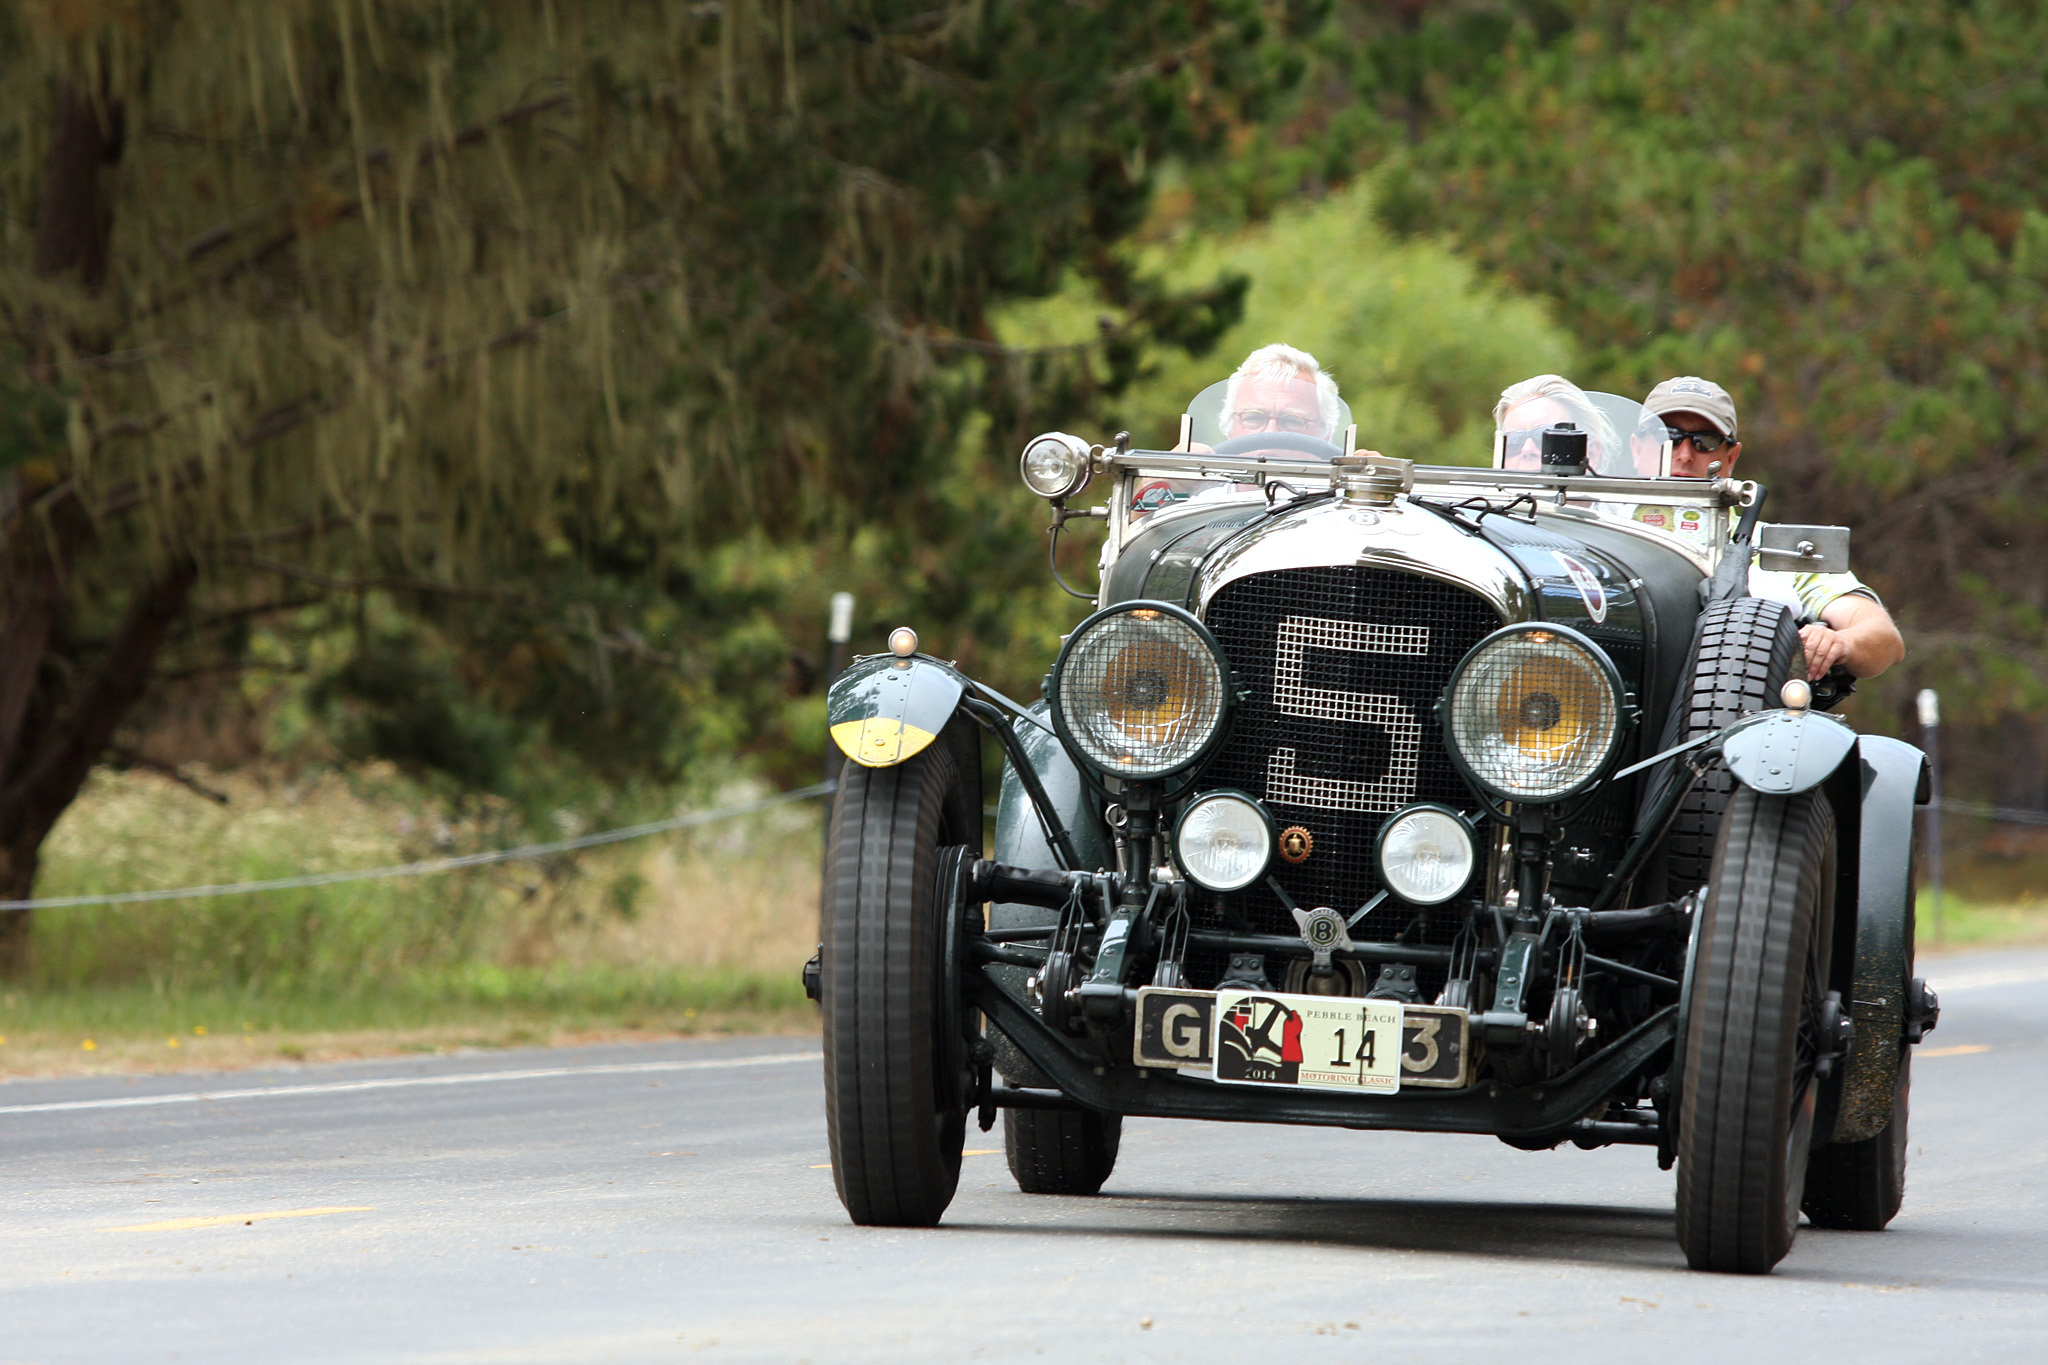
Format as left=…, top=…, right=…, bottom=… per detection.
left=1653, top=597, right=1804, bottom=897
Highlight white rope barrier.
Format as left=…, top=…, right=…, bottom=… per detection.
left=0, top=782, right=834, bottom=911
left=1935, top=798, right=2048, bottom=828
left=4, top=778, right=2038, bottom=912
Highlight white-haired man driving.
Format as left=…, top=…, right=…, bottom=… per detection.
left=1221, top=342, right=1343, bottom=446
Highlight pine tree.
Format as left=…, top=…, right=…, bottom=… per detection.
left=1371, top=0, right=2048, bottom=760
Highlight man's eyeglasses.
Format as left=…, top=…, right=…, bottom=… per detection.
left=1665, top=425, right=1735, bottom=453
left=1230, top=407, right=1319, bottom=435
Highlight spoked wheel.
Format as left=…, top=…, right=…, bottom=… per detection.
left=1003, top=1108, right=1122, bottom=1196
left=1676, top=785, right=1836, bottom=1273
left=821, top=737, right=980, bottom=1227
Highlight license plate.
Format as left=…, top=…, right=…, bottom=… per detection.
left=1134, top=988, right=1470, bottom=1089
left=1214, top=990, right=1404, bottom=1092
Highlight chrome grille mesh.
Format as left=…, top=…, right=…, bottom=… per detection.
left=1193, top=566, right=1502, bottom=986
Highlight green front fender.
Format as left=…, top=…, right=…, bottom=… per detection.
left=1820, top=733, right=1928, bottom=1145
left=827, top=654, right=967, bottom=768
left=1720, top=707, right=1858, bottom=795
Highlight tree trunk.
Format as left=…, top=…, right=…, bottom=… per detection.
left=33, top=78, right=125, bottom=289
left=0, top=78, right=134, bottom=975
left=0, top=561, right=196, bottom=975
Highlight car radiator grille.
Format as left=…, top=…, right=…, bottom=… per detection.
left=1193, top=566, right=1503, bottom=991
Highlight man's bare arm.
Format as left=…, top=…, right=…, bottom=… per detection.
left=1800, top=594, right=1905, bottom=680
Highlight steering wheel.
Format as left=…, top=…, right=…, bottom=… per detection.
left=1211, top=432, right=1345, bottom=459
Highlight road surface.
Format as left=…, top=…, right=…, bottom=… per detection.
left=3, top=947, right=2044, bottom=1362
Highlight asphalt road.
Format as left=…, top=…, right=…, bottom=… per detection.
left=3, top=948, right=2045, bottom=1364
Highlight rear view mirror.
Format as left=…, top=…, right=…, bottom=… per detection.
left=1755, top=524, right=1850, bottom=574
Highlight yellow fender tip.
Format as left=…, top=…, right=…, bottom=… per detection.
left=830, top=717, right=940, bottom=768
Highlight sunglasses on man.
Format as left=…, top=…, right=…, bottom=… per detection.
left=1665, top=424, right=1735, bottom=452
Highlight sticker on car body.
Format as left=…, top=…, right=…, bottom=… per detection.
left=1554, top=552, right=1609, bottom=624
left=1213, top=990, right=1404, bottom=1091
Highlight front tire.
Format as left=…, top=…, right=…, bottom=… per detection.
left=1003, top=1108, right=1122, bottom=1196
left=1676, top=786, right=1836, bottom=1273
left=821, top=741, right=978, bottom=1227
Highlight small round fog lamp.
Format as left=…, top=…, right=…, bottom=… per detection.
left=1375, top=804, right=1478, bottom=906
left=1174, top=791, right=1276, bottom=893
left=888, top=627, right=919, bottom=658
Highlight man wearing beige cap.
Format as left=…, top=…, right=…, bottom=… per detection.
left=1644, top=375, right=1904, bottom=681
left=1644, top=376, right=1745, bottom=479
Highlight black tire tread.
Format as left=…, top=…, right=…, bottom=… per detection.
left=822, top=746, right=968, bottom=1227
left=1003, top=1108, right=1123, bottom=1196
left=1802, top=1054, right=1909, bottom=1230
left=1676, top=787, right=1834, bottom=1273
left=1663, top=598, right=1804, bottom=893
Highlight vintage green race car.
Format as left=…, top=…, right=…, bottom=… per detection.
left=806, top=383, right=1938, bottom=1274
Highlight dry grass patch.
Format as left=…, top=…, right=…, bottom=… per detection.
left=3, top=766, right=825, bottom=1077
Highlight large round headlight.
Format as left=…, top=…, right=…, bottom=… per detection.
left=1174, top=791, right=1275, bottom=892
left=1444, top=624, right=1627, bottom=803
left=1020, top=432, right=1093, bottom=500
left=1375, top=804, right=1478, bottom=905
left=1051, top=602, right=1229, bottom=780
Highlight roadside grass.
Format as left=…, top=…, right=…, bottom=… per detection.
left=1, top=766, right=822, bottom=1077
left=1916, top=892, right=2048, bottom=955
left=1913, top=817, right=2048, bottom=954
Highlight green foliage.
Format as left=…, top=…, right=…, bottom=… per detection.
left=1, top=0, right=1329, bottom=568
left=1003, top=180, right=1575, bottom=464
left=0, top=370, right=65, bottom=477
left=1368, top=0, right=2048, bottom=739
left=0, top=0, right=1360, bottom=853
left=311, top=618, right=522, bottom=791
left=1, top=966, right=808, bottom=1059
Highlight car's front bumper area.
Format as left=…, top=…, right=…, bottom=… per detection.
left=969, top=965, right=1676, bottom=1147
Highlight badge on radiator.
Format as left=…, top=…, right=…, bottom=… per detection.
left=1279, top=826, right=1313, bottom=863
left=1291, top=906, right=1353, bottom=975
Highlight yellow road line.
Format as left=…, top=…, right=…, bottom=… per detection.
left=1918, top=1043, right=1991, bottom=1058
left=809, top=1150, right=1000, bottom=1169
left=108, top=1206, right=374, bottom=1232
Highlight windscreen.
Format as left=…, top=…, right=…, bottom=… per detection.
left=1183, top=379, right=1355, bottom=451
left=1129, top=379, right=1360, bottom=519
left=1492, top=390, right=1672, bottom=477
